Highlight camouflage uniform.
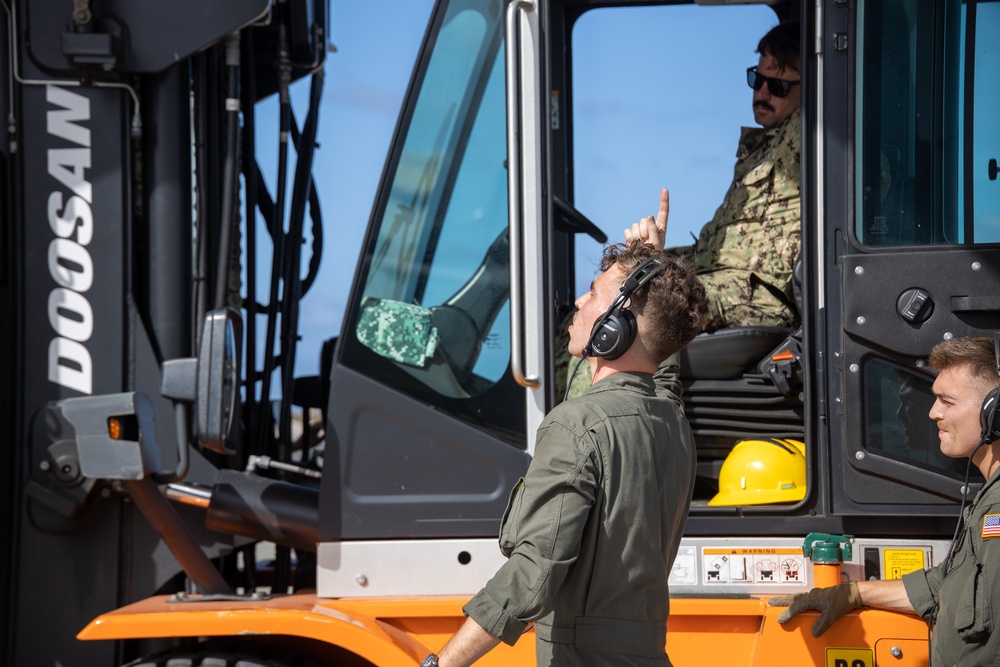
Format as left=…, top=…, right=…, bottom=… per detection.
left=670, top=109, right=801, bottom=331
left=557, top=110, right=800, bottom=397
left=563, top=354, right=592, bottom=402
left=355, top=297, right=440, bottom=368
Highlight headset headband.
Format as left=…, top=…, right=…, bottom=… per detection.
left=620, top=255, right=667, bottom=299
left=604, top=255, right=667, bottom=312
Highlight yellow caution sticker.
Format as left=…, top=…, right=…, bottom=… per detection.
left=825, top=647, right=873, bottom=667
left=883, top=549, right=925, bottom=580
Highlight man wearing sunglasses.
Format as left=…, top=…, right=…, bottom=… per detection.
left=558, top=21, right=803, bottom=400
left=624, top=21, right=801, bottom=335
left=747, top=34, right=801, bottom=130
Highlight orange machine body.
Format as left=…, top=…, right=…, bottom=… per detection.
left=79, top=592, right=929, bottom=667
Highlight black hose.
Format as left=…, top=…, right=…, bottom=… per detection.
left=242, top=29, right=261, bottom=455
left=192, top=53, right=212, bottom=344
left=214, top=32, right=242, bottom=312
left=257, top=22, right=292, bottom=454
left=288, top=114, right=324, bottom=295
left=277, top=69, right=324, bottom=460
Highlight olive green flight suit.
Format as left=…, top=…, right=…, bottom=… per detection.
left=903, top=468, right=1000, bottom=666
left=464, top=370, right=696, bottom=666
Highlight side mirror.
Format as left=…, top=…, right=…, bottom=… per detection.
left=196, top=308, right=242, bottom=455
left=162, top=307, right=242, bottom=456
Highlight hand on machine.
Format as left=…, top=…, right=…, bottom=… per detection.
left=767, top=581, right=864, bottom=637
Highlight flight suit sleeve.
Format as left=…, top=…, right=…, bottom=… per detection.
left=653, top=357, right=683, bottom=405
left=464, top=420, right=600, bottom=645
left=901, top=562, right=944, bottom=621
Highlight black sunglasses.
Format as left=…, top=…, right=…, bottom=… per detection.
left=747, top=66, right=800, bottom=98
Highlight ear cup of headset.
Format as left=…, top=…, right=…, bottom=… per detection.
left=581, top=254, right=667, bottom=362
left=587, top=310, right=636, bottom=361
left=982, top=386, right=1000, bottom=444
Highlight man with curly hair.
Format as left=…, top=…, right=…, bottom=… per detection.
left=422, top=241, right=709, bottom=667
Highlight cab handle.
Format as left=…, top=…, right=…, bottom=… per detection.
left=951, top=295, right=1000, bottom=312
left=505, top=0, right=540, bottom=388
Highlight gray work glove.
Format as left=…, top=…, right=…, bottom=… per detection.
left=767, top=582, right=864, bottom=637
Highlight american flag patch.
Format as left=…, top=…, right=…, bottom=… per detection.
left=983, top=514, right=1000, bottom=538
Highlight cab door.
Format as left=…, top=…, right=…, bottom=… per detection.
left=831, top=0, right=1000, bottom=511
left=321, top=0, right=549, bottom=543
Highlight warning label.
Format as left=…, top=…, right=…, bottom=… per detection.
left=703, top=548, right=804, bottom=585
left=825, top=647, right=873, bottom=667
left=883, top=549, right=925, bottom=580
left=669, top=546, right=697, bottom=586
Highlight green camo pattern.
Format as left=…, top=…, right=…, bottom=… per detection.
left=670, top=109, right=801, bottom=331
left=356, top=297, right=440, bottom=368
left=556, top=111, right=800, bottom=397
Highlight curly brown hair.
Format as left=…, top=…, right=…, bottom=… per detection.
left=599, top=240, right=709, bottom=362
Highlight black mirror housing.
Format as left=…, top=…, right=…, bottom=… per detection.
left=196, top=308, right=242, bottom=456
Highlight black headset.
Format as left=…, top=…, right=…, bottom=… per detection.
left=582, top=255, right=668, bottom=361
left=980, top=332, right=1000, bottom=444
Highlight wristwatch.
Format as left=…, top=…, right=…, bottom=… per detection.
left=420, top=654, right=439, bottom=667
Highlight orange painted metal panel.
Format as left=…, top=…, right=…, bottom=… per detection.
left=752, top=602, right=929, bottom=667
left=77, top=594, right=536, bottom=666
left=667, top=600, right=764, bottom=667
left=79, top=594, right=420, bottom=664
left=874, top=638, right=928, bottom=666
left=78, top=594, right=930, bottom=666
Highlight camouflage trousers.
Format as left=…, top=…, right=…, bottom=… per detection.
left=697, top=268, right=797, bottom=331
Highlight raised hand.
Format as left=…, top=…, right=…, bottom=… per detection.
left=624, top=188, right=669, bottom=251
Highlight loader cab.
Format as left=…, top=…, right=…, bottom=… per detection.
left=320, top=0, right=1000, bottom=555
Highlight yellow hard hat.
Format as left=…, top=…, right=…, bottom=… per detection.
left=708, top=438, right=807, bottom=507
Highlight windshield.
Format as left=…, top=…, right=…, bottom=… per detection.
left=340, top=0, right=523, bottom=442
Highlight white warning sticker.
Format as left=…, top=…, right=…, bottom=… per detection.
left=702, top=548, right=804, bottom=585
left=669, top=546, right=698, bottom=586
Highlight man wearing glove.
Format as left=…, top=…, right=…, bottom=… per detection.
left=768, top=336, right=1000, bottom=665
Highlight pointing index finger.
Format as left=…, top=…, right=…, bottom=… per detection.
left=656, top=188, right=669, bottom=237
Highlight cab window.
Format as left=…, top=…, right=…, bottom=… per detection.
left=339, top=0, right=524, bottom=444
left=863, top=359, right=970, bottom=479
left=857, top=0, right=1000, bottom=246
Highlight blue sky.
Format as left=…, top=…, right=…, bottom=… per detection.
left=255, top=1, right=779, bottom=381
